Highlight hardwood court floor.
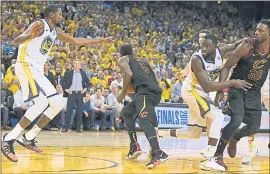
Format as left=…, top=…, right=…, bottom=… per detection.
left=2, top=131, right=269, bottom=174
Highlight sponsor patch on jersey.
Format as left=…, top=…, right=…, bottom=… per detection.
left=40, top=36, right=53, bottom=55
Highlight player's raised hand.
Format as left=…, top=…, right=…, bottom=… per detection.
left=102, top=37, right=113, bottom=43
left=232, top=79, right=252, bottom=91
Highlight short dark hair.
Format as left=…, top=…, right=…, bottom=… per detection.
left=44, top=4, right=59, bottom=18
left=259, top=19, right=270, bottom=29
left=120, top=45, right=133, bottom=56
left=199, top=29, right=211, bottom=35
left=204, top=34, right=218, bottom=46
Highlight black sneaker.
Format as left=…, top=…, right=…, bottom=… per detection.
left=16, top=133, right=43, bottom=154
left=1, top=133, right=18, bottom=162
left=146, top=150, right=168, bottom=169
left=125, top=143, right=142, bottom=160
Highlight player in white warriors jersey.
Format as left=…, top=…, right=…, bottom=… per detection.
left=1, top=4, right=112, bottom=163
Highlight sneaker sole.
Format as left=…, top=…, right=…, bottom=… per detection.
left=146, top=159, right=161, bottom=169
left=16, top=140, right=43, bottom=154
left=1, top=146, right=18, bottom=162
left=126, top=151, right=142, bottom=160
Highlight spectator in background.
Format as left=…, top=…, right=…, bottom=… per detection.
left=106, top=85, right=123, bottom=131
left=82, top=93, right=91, bottom=130
left=90, top=88, right=106, bottom=131
left=54, top=67, right=64, bottom=87
left=62, top=59, right=90, bottom=133
left=4, top=64, right=20, bottom=94
left=1, top=82, right=12, bottom=130
left=44, top=62, right=56, bottom=87
left=13, top=89, right=33, bottom=120
left=110, top=72, right=123, bottom=90
left=171, top=73, right=183, bottom=103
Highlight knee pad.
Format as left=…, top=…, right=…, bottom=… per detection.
left=46, top=94, right=64, bottom=116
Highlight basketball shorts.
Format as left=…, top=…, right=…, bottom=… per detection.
left=15, top=62, right=57, bottom=102
left=223, top=87, right=262, bottom=128
left=122, top=91, right=161, bottom=127
left=182, top=87, right=224, bottom=128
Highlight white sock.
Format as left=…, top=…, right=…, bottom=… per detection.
left=248, top=136, right=256, bottom=152
left=4, top=124, right=24, bottom=141
left=158, top=129, right=171, bottom=137
left=204, top=145, right=217, bottom=158
left=25, top=125, right=42, bottom=140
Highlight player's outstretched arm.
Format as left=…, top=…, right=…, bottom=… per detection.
left=14, top=21, right=44, bottom=46
left=219, top=42, right=253, bottom=83
left=191, top=55, right=251, bottom=93
left=116, top=56, right=133, bottom=103
left=56, top=27, right=112, bottom=46
left=218, top=37, right=254, bottom=57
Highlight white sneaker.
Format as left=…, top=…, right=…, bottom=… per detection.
left=199, top=157, right=225, bottom=172
left=242, top=148, right=259, bottom=164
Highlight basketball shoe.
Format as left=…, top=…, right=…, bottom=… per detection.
left=1, top=134, right=18, bottom=162
left=146, top=150, right=168, bottom=169
left=16, top=133, right=43, bottom=154
left=125, top=143, right=142, bottom=160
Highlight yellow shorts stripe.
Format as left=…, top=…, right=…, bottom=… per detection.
left=19, top=40, right=38, bottom=96
left=139, top=95, right=146, bottom=114
left=191, top=88, right=209, bottom=111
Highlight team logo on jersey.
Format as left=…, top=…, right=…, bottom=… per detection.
left=40, top=36, right=53, bottom=55
left=209, top=69, right=221, bottom=81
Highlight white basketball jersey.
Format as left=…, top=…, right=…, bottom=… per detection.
left=17, top=19, right=57, bottom=69
left=183, top=48, right=223, bottom=101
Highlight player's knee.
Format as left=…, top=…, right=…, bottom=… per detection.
left=229, top=115, right=242, bottom=129
left=247, top=127, right=260, bottom=136
left=47, top=94, right=64, bottom=114
left=120, top=107, right=129, bottom=120
left=33, top=93, right=49, bottom=110
left=138, top=117, right=149, bottom=129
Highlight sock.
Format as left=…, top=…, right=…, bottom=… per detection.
left=214, top=137, right=229, bottom=156
left=248, top=136, right=256, bottom=152
left=158, top=129, right=171, bottom=137
left=25, top=125, right=42, bottom=140
left=204, top=145, right=217, bottom=158
left=148, top=136, right=160, bottom=153
left=128, top=131, right=137, bottom=145
left=4, top=124, right=24, bottom=141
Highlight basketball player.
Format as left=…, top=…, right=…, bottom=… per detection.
left=116, top=45, right=168, bottom=169
left=1, top=4, right=112, bottom=163
left=159, top=31, right=252, bottom=140
left=214, top=19, right=269, bottom=170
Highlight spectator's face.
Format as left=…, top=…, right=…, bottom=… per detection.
left=56, top=84, right=63, bottom=94
left=56, top=63, right=62, bottom=69
left=173, top=95, right=179, bottom=103
left=73, top=60, right=81, bottom=71
left=103, top=89, right=109, bottom=96
left=56, top=68, right=62, bottom=75
left=200, top=39, right=216, bottom=57
left=11, top=59, right=16, bottom=65
left=44, top=63, right=50, bottom=71
left=11, top=66, right=15, bottom=74
left=64, top=63, right=70, bottom=69
left=96, top=89, right=102, bottom=97
left=112, top=85, right=119, bottom=94
left=85, top=93, right=90, bottom=102
left=117, top=72, right=122, bottom=79
left=2, top=82, right=8, bottom=89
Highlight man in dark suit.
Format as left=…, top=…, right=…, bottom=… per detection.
left=62, top=59, right=90, bottom=132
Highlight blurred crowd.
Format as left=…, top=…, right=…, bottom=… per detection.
left=1, top=1, right=258, bottom=131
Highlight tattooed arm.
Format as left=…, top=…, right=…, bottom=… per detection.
left=116, top=56, right=133, bottom=103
